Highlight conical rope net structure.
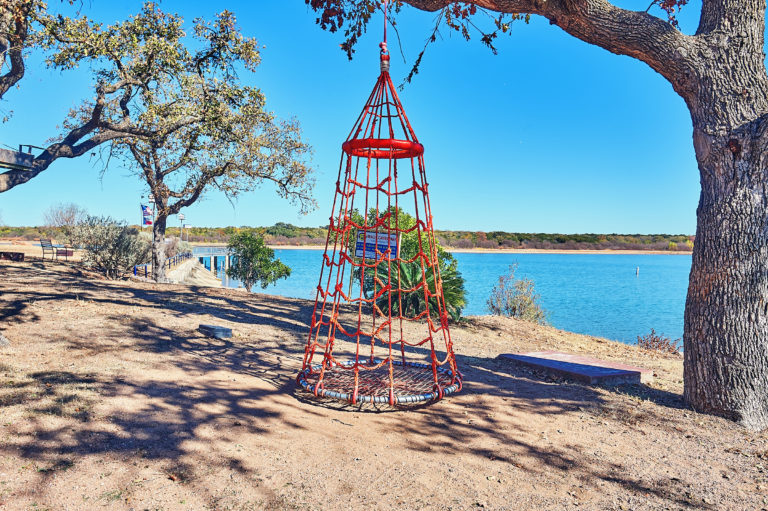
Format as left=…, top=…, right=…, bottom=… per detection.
left=296, top=27, right=462, bottom=406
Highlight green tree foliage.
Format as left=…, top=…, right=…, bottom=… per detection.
left=487, top=264, right=548, bottom=325
left=350, top=207, right=466, bottom=321
left=226, top=232, right=291, bottom=292
left=0, top=1, right=181, bottom=192
left=379, top=258, right=465, bottom=322
left=71, top=216, right=150, bottom=279
left=47, top=4, right=315, bottom=281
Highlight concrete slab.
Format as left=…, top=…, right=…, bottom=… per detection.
left=198, top=324, right=233, bottom=340
left=499, top=351, right=653, bottom=385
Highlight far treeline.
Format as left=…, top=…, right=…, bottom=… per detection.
left=2, top=222, right=692, bottom=251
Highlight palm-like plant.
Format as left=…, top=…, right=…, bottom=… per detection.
left=372, top=259, right=465, bottom=322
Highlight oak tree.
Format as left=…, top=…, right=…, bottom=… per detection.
left=309, top=0, right=768, bottom=430
left=51, top=5, right=315, bottom=281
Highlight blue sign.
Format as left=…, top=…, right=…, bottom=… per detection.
left=354, top=230, right=399, bottom=260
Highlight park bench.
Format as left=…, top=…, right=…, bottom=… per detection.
left=39, top=238, right=73, bottom=261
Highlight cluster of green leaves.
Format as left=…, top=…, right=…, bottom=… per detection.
left=486, top=264, right=547, bottom=325
left=305, top=0, right=403, bottom=60
left=304, top=1, right=526, bottom=86
left=226, top=232, right=291, bottom=292
left=44, top=4, right=315, bottom=217
left=346, top=206, right=466, bottom=321
left=34, top=3, right=316, bottom=281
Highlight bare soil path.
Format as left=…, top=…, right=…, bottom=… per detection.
left=0, top=259, right=765, bottom=510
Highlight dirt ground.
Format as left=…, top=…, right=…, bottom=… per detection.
left=0, top=258, right=766, bottom=511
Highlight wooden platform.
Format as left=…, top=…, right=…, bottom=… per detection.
left=499, top=351, right=653, bottom=385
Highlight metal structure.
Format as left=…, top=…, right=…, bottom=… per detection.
left=0, top=146, right=35, bottom=171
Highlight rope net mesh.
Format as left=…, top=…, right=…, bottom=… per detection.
left=297, top=57, right=461, bottom=406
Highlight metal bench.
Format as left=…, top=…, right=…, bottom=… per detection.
left=40, top=238, right=55, bottom=259
left=39, top=238, right=73, bottom=261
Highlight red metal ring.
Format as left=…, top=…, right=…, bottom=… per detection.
left=342, top=138, right=423, bottom=159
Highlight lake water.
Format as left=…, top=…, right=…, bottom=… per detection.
left=199, top=248, right=691, bottom=344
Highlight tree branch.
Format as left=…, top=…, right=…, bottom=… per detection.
left=403, top=0, right=699, bottom=97
left=0, top=3, right=29, bottom=99
left=168, top=169, right=220, bottom=214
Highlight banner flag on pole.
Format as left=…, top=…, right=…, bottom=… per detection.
left=141, top=204, right=153, bottom=226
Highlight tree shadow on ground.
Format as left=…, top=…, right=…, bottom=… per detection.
left=0, top=262, right=717, bottom=509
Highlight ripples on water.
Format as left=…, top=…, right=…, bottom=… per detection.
left=200, top=248, right=691, bottom=344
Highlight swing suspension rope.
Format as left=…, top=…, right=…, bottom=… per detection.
left=297, top=0, right=461, bottom=406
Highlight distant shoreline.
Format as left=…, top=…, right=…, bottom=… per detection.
left=255, top=244, right=691, bottom=255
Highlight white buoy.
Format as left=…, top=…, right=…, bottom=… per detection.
left=636, top=266, right=640, bottom=276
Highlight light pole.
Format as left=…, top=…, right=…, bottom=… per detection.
left=178, top=213, right=185, bottom=242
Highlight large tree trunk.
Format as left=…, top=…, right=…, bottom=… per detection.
left=151, top=214, right=168, bottom=283
left=684, top=116, right=768, bottom=430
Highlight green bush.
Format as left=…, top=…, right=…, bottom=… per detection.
left=350, top=207, right=466, bottom=321
left=226, top=232, right=291, bottom=292
left=374, top=258, right=466, bottom=322
left=487, top=264, right=548, bottom=324
left=71, top=216, right=150, bottom=279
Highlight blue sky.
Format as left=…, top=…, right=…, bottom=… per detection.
left=0, top=0, right=704, bottom=233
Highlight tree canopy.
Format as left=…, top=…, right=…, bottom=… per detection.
left=0, top=1, right=159, bottom=192
left=226, top=232, right=291, bottom=292
left=39, top=3, right=316, bottom=281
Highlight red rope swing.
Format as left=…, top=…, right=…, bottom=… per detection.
left=297, top=1, right=461, bottom=406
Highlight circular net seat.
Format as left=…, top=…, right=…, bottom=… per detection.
left=298, top=359, right=461, bottom=405
left=297, top=16, right=461, bottom=407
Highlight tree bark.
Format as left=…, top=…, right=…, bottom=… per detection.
left=151, top=213, right=167, bottom=283
left=684, top=116, right=768, bottom=429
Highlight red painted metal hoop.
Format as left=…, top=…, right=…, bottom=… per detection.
left=342, top=138, right=424, bottom=159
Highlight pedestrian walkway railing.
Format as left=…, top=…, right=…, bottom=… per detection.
left=133, top=252, right=193, bottom=277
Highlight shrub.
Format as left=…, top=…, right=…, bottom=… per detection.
left=164, top=237, right=191, bottom=258
left=351, top=207, right=467, bottom=321
left=637, top=329, right=681, bottom=355
left=226, top=232, right=291, bottom=292
left=375, top=259, right=466, bottom=322
left=487, top=264, right=548, bottom=324
left=71, top=216, right=151, bottom=279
